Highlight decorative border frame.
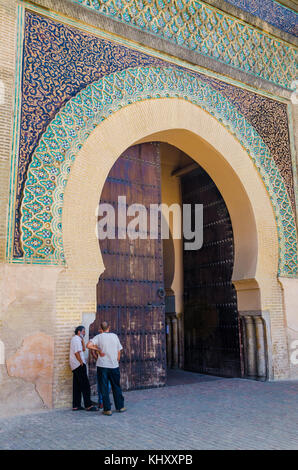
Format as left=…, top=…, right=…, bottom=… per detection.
left=225, top=0, right=298, bottom=37
left=287, top=102, right=298, bottom=225
left=70, top=0, right=297, bottom=90
left=7, top=4, right=25, bottom=264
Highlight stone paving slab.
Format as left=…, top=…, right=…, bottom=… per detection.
left=0, top=376, right=297, bottom=450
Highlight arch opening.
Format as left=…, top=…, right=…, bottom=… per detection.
left=86, top=137, right=267, bottom=391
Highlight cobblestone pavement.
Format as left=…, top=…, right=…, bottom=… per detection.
left=0, top=372, right=297, bottom=450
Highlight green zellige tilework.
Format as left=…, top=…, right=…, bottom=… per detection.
left=72, top=0, right=297, bottom=90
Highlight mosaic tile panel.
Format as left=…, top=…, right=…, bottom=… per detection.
left=20, top=66, right=298, bottom=276
left=13, top=11, right=164, bottom=258
left=224, top=0, right=298, bottom=37
left=200, top=75, right=296, bottom=215
left=71, top=0, right=297, bottom=90
left=15, top=12, right=296, bottom=257
left=11, top=12, right=297, bottom=278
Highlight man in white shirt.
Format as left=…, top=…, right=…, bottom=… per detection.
left=87, top=321, right=126, bottom=415
left=70, top=325, right=100, bottom=411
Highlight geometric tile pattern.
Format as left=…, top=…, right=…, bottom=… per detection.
left=200, top=75, right=297, bottom=218
left=225, top=0, right=298, bottom=37
left=12, top=10, right=164, bottom=258
left=72, top=0, right=297, bottom=90
left=20, top=66, right=298, bottom=276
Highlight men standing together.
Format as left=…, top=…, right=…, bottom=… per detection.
left=87, top=321, right=126, bottom=415
left=69, top=321, right=126, bottom=415
left=69, top=325, right=98, bottom=412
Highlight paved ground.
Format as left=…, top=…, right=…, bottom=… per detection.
left=0, top=371, right=297, bottom=450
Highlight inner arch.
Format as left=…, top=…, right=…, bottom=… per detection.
left=61, top=98, right=279, bottom=320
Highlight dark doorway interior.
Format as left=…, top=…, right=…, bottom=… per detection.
left=181, top=166, right=242, bottom=378
left=166, top=369, right=224, bottom=386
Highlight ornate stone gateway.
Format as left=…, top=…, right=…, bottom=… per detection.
left=89, top=143, right=167, bottom=391
left=181, top=166, right=242, bottom=378
left=1, top=0, right=298, bottom=416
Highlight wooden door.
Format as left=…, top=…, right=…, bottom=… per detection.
left=89, top=143, right=166, bottom=391
left=181, top=166, right=242, bottom=377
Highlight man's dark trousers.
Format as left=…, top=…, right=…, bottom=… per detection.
left=97, top=366, right=124, bottom=411
left=72, top=364, right=92, bottom=408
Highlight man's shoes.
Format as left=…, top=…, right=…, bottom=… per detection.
left=117, top=407, right=127, bottom=413
left=86, top=406, right=98, bottom=412
left=72, top=406, right=84, bottom=411
left=103, top=410, right=112, bottom=416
